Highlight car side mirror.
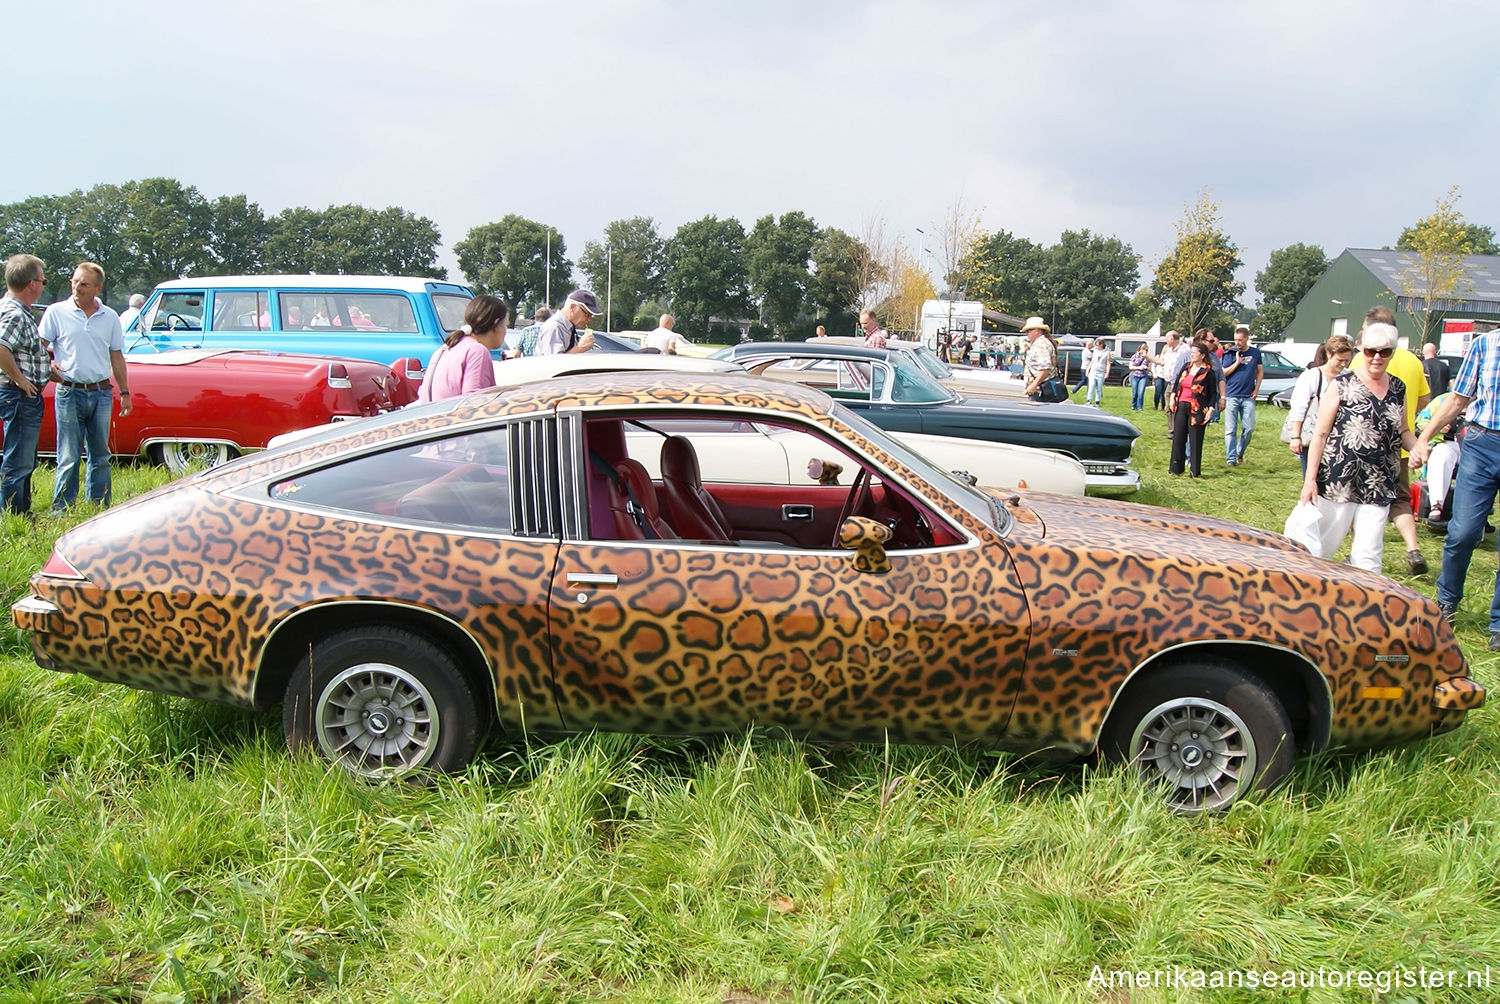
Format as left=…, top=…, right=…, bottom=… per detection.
left=838, top=516, right=892, bottom=574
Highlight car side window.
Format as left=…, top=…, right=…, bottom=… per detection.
left=269, top=427, right=512, bottom=532
left=147, top=292, right=204, bottom=332
left=278, top=292, right=419, bottom=333
left=586, top=413, right=959, bottom=550
left=432, top=293, right=470, bottom=332
left=213, top=291, right=270, bottom=331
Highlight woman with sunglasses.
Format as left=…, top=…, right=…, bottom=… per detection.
left=1299, top=323, right=1417, bottom=572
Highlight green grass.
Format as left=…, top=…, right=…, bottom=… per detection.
left=3, top=399, right=1499, bottom=1003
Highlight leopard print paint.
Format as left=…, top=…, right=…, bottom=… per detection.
left=16, top=373, right=1478, bottom=758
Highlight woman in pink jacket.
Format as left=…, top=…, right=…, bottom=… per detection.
left=417, top=295, right=510, bottom=402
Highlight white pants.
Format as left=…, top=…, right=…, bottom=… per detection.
left=1315, top=499, right=1390, bottom=573
left=1427, top=442, right=1461, bottom=513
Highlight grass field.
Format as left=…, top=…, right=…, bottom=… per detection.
left=3, top=388, right=1498, bottom=1003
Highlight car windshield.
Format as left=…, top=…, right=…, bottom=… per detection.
left=827, top=401, right=1009, bottom=533
left=909, top=346, right=953, bottom=380
left=883, top=353, right=955, bottom=404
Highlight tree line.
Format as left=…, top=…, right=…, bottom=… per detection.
left=3, top=178, right=1492, bottom=342
left=0, top=179, right=444, bottom=309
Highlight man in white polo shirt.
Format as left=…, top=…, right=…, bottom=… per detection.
left=39, top=262, right=132, bottom=510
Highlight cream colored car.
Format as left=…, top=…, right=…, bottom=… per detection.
left=490, top=354, right=1083, bottom=495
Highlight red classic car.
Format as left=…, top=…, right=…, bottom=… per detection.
left=27, top=349, right=410, bottom=472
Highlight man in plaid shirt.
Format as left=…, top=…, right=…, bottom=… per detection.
left=0, top=254, right=50, bottom=517
left=1412, top=328, right=1500, bottom=648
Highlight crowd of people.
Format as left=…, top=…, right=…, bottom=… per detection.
left=1012, top=303, right=1484, bottom=600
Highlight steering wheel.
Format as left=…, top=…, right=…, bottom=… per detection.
left=832, top=468, right=871, bottom=546
left=166, top=313, right=190, bottom=331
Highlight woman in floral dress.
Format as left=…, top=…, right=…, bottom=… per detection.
left=1299, top=323, right=1416, bottom=573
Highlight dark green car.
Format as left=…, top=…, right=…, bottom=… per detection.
left=713, top=342, right=1141, bottom=493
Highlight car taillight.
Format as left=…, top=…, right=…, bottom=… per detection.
left=326, top=363, right=353, bottom=389
left=40, top=550, right=86, bottom=580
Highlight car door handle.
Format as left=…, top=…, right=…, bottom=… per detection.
left=566, top=573, right=618, bottom=587
left=782, top=504, right=814, bottom=522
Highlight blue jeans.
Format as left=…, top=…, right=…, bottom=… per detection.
left=1130, top=374, right=1148, bottom=410
left=0, top=384, right=44, bottom=516
left=1437, top=423, right=1500, bottom=629
left=52, top=385, right=114, bottom=510
left=1086, top=373, right=1105, bottom=406
left=1224, top=396, right=1256, bottom=462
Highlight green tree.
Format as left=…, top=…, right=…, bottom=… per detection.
left=1253, top=243, right=1327, bottom=338
left=264, top=204, right=445, bottom=278
left=454, top=215, right=569, bottom=314
left=119, top=178, right=214, bottom=290
left=1151, top=188, right=1244, bottom=335
left=663, top=215, right=752, bottom=338
left=0, top=193, right=82, bottom=304
left=579, top=217, right=665, bottom=329
left=202, top=194, right=270, bottom=275
left=1393, top=186, right=1482, bottom=346
left=1042, top=229, right=1139, bottom=333
left=1398, top=220, right=1498, bottom=256
left=1110, top=288, right=1162, bottom=334
left=67, top=184, right=140, bottom=306
left=808, top=226, right=865, bottom=332
left=745, top=211, right=818, bottom=335
left=955, top=229, right=1046, bottom=317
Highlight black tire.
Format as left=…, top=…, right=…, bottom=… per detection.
left=282, top=626, right=482, bottom=780
left=1099, top=660, right=1294, bottom=813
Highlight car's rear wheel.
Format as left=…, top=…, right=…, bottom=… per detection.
left=1100, top=660, right=1294, bottom=813
left=158, top=441, right=234, bottom=474
left=283, top=627, right=481, bottom=781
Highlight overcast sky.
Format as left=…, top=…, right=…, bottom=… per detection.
left=8, top=0, right=1498, bottom=304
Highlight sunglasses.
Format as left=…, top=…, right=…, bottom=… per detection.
left=1363, top=346, right=1394, bottom=358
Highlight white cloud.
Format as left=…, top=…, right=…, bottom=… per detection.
left=7, top=0, right=1498, bottom=309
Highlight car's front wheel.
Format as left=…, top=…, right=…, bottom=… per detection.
left=283, top=627, right=482, bottom=780
left=1099, top=660, right=1294, bottom=812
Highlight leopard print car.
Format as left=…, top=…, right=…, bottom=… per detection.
left=12, top=372, right=1484, bottom=811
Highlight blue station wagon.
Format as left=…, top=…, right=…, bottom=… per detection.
left=126, top=275, right=474, bottom=395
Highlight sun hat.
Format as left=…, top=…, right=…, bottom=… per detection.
left=1020, top=316, right=1050, bottom=334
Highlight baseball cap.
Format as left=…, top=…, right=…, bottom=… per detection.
left=566, top=289, right=601, bottom=315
